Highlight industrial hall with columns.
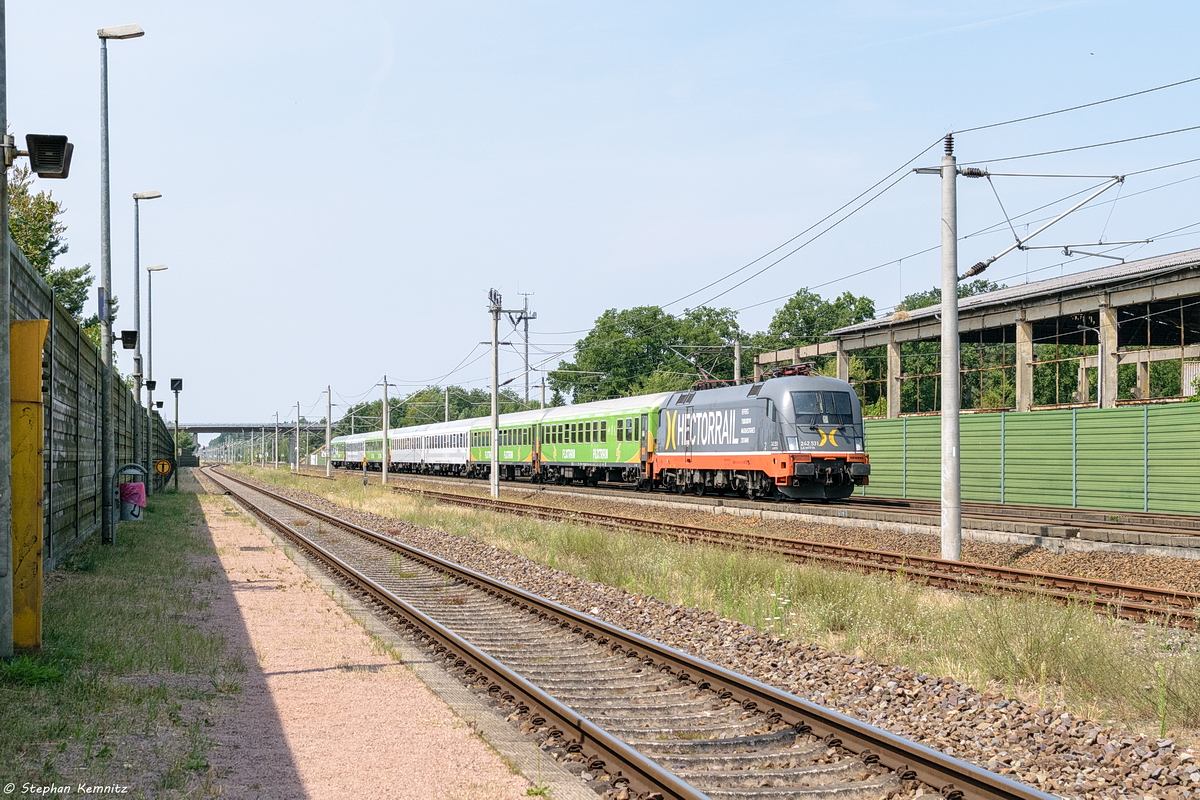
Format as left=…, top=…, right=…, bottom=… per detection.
left=755, top=247, right=1200, bottom=417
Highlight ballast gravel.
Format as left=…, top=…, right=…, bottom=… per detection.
left=465, top=481, right=1200, bottom=595
left=251, top=474, right=1199, bottom=800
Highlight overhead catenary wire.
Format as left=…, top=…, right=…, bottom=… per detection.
left=962, top=124, right=1200, bottom=166
left=953, top=75, right=1200, bottom=135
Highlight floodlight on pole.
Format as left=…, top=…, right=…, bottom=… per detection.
left=97, top=21, right=145, bottom=545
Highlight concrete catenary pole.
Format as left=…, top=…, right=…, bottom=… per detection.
left=444, top=386, right=449, bottom=422
left=295, top=402, right=300, bottom=471
left=940, top=134, right=962, bottom=561
left=273, top=412, right=279, bottom=469
left=489, top=289, right=501, bottom=498
left=733, top=336, right=742, bottom=382
left=326, top=385, right=332, bottom=478
left=381, top=376, right=390, bottom=485
left=1, top=0, right=13, bottom=659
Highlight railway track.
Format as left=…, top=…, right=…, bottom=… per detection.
left=390, top=484, right=1200, bottom=629
left=203, top=466, right=1053, bottom=800
left=295, top=466, right=1200, bottom=547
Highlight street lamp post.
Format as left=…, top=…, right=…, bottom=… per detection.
left=145, top=263, right=166, bottom=494
left=132, top=190, right=160, bottom=487
left=98, top=23, right=144, bottom=544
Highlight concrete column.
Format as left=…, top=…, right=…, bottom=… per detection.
left=1099, top=302, right=1118, bottom=408
left=790, top=347, right=802, bottom=366
left=1015, top=318, right=1033, bottom=412
left=1137, top=355, right=1150, bottom=400
left=886, top=334, right=901, bottom=418
left=1078, top=359, right=1090, bottom=403
left=835, top=340, right=850, bottom=383
left=753, top=361, right=763, bottom=380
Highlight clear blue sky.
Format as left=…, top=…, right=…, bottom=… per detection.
left=8, top=1, right=1200, bottom=435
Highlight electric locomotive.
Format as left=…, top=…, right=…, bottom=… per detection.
left=651, top=369, right=869, bottom=500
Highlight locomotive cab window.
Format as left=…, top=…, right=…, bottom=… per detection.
left=791, top=391, right=854, bottom=426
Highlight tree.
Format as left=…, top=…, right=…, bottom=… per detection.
left=550, top=305, right=743, bottom=403
left=8, top=165, right=98, bottom=325
left=891, top=280, right=1008, bottom=412
left=330, top=385, right=531, bottom=437
left=761, top=289, right=876, bottom=349
left=896, top=278, right=1003, bottom=312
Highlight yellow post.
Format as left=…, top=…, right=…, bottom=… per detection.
left=11, top=319, right=49, bottom=652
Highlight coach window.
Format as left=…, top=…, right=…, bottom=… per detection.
left=633, top=418, right=640, bottom=440
left=600, top=421, right=607, bottom=441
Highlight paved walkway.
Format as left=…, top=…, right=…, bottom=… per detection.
left=190, top=474, right=535, bottom=799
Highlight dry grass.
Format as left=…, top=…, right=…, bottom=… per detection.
left=0, top=488, right=244, bottom=798
left=237, top=465, right=1200, bottom=744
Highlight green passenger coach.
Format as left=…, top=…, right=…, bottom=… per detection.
left=468, top=395, right=671, bottom=485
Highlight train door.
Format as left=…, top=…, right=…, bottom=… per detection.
left=639, top=414, right=649, bottom=464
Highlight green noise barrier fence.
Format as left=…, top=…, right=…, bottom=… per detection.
left=861, top=404, right=1200, bottom=514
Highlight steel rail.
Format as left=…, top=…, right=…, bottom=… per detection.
left=210, top=466, right=1055, bottom=800
left=314, top=467, right=1200, bottom=541
left=393, top=485, right=1200, bottom=628
left=203, top=467, right=709, bottom=800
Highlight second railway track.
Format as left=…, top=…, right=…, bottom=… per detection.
left=386, top=483, right=1200, bottom=629
left=202, top=466, right=1055, bottom=800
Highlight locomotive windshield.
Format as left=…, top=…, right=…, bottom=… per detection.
left=791, top=391, right=854, bottom=426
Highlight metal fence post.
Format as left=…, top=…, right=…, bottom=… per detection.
left=999, top=412, right=1006, bottom=504
left=1143, top=404, right=1149, bottom=513
left=1071, top=408, right=1078, bottom=509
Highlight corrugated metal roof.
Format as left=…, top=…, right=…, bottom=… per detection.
left=832, top=247, right=1200, bottom=336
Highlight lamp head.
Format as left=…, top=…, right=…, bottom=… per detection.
left=147, top=264, right=167, bottom=273
left=98, top=24, right=144, bottom=40
left=133, top=190, right=162, bottom=200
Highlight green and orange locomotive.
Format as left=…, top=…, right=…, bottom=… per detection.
left=330, top=368, right=869, bottom=501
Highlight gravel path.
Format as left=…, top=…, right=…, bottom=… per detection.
left=249, top=472, right=1200, bottom=799
left=196, top=485, right=532, bottom=799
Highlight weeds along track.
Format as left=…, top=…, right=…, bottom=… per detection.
left=389, top=485, right=1200, bottom=630
left=202, top=466, right=1051, bottom=800
left=300, top=468, right=1200, bottom=547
